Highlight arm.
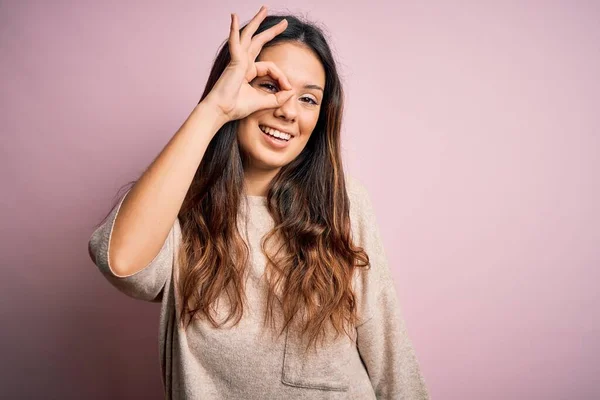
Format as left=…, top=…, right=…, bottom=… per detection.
left=356, top=279, right=429, bottom=399
left=347, top=176, right=429, bottom=399
left=88, top=188, right=179, bottom=301
left=101, top=102, right=226, bottom=277
left=87, top=102, right=227, bottom=300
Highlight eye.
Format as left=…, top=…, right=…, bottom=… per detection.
left=259, top=82, right=319, bottom=105
left=259, top=82, right=278, bottom=92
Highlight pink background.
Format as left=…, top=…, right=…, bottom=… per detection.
left=2, top=1, right=598, bottom=399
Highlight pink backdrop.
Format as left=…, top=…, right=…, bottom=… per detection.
left=2, top=1, right=598, bottom=399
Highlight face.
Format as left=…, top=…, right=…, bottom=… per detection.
left=237, top=42, right=326, bottom=173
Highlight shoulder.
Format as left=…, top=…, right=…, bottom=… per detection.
left=345, top=173, right=375, bottom=218
left=344, top=174, right=379, bottom=240
left=345, top=174, right=370, bottom=205
left=344, top=175, right=393, bottom=324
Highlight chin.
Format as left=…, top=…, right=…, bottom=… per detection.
left=247, top=151, right=290, bottom=170
left=238, top=125, right=293, bottom=169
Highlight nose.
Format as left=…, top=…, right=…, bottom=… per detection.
left=273, top=93, right=297, bottom=122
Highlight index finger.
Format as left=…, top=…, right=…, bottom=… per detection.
left=254, top=61, right=293, bottom=91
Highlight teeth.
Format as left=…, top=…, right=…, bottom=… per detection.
left=260, top=125, right=291, bottom=141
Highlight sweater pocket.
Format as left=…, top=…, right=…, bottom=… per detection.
left=281, top=324, right=356, bottom=392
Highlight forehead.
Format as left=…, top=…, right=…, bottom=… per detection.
left=257, top=42, right=325, bottom=87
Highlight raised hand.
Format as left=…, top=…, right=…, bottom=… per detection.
left=204, top=6, right=294, bottom=123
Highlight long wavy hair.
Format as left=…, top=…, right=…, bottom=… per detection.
left=99, top=14, right=370, bottom=352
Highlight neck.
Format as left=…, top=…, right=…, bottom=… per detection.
left=243, top=166, right=281, bottom=197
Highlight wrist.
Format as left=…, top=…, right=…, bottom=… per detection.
left=193, top=100, right=230, bottom=131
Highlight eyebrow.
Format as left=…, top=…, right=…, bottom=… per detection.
left=304, top=84, right=324, bottom=92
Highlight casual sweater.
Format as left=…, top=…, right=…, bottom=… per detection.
left=88, top=175, right=429, bottom=399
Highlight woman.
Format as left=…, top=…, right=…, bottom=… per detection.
left=88, top=6, right=429, bottom=399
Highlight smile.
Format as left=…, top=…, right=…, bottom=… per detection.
left=259, top=125, right=293, bottom=142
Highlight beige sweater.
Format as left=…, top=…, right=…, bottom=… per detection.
left=88, top=175, right=429, bottom=399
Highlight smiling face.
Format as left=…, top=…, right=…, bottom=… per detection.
left=237, top=41, right=326, bottom=174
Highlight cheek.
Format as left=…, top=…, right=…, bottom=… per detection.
left=299, top=116, right=320, bottom=140
left=236, top=120, right=255, bottom=154
left=237, top=115, right=259, bottom=137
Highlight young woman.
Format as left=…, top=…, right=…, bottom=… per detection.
left=88, top=6, right=429, bottom=399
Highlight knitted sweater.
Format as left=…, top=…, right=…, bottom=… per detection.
left=88, top=175, right=429, bottom=399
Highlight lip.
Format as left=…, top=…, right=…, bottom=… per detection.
left=259, top=124, right=295, bottom=138
left=259, top=125, right=293, bottom=149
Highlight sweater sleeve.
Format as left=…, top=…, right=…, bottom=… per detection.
left=356, top=280, right=430, bottom=399
left=88, top=188, right=177, bottom=302
left=347, top=176, right=429, bottom=399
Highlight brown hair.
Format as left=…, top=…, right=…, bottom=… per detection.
left=101, top=14, right=370, bottom=352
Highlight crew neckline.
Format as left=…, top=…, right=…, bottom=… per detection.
left=244, top=194, right=267, bottom=205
